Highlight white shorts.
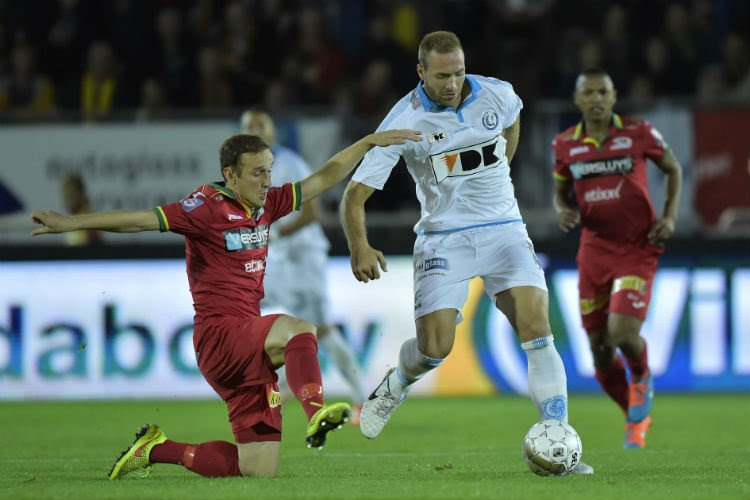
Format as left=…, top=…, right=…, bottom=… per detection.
left=413, top=222, right=547, bottom=322
left=262, top=250, right=330, bottom=326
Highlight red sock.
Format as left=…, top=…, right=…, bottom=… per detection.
left=150, top=439, right=187, bottom=465
left=284, top=332, right=324, bottom=420
left=595, top=356, right=629, bottom=415
left=624, top=339, right=649, bottom=380
left=151, top=440, right=240, bottom=477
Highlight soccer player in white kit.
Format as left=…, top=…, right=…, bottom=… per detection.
left=340, top=31, right=593, bottom=474
left=242, top=110, right=367, bottom=421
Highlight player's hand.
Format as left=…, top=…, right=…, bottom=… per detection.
left=367, top=130, right=422, bottom=147
left=31, top=210, right=75, bottom=235
left=555, top=207, right=580, bottom=232
left=349, top=244, right=388, bottom=283
left=648, top=216, right=675, bottom=245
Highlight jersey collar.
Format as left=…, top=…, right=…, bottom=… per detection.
left=573, top=113, right=623, bottom=143
left=209, top=181, right=263, bottom=218
left=417, top=75, right=480, bottom=113
left=210, top=181, right=236, bottom=199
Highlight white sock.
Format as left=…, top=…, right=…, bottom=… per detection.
left=319, top=327, right=367, bottom=404
left=394, top=338, right=444, bottom=392
left=521, top=335, right=568, bottom=422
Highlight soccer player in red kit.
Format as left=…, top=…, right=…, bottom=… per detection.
left=31, top=129, right=421, bottom=478
left=552, top=68, right=682, bottom=448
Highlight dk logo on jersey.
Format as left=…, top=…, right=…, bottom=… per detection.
left=429, top=137, right=501, bottom=183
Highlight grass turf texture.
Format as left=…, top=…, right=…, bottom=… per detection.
left=1, top=395, right=747, bottom=499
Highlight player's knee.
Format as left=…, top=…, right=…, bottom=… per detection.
left=423, top=339, right=453, bottom=359
left=416, top=330, right=454, bottom=359
left=274, top=315, right=317, bottom=340
left=237, top=441, right=280, bottom=477
left=238, top=458, right=278, bottom=478
left=238, top=462, right=277, bottom=478
left=266, top=316, right=317, bottom=364
left=605, top=323, right=638, bottom=349
left=288, top=318, right=317, bottom=338
left=515, top=315, right=552, bottom=341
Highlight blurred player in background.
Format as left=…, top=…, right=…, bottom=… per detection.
left=60, top=173, right=101, bottom=246
left=241, top=110, right=367, bottom=423
left=32, top=129, right=420, bottom=478
left=552, top=68, right=683, bottom=448
left=341, top=30, right=592, bottom=474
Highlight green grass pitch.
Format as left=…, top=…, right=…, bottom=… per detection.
left=1, top=394, right=748, bottom=499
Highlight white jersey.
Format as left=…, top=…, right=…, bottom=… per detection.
left=352, top=75, right=524, bottom=235
left=270, top=145, right=330, bottom=257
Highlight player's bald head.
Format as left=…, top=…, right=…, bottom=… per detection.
left=240, top=109, right=276, bottom=147
left=575, top=68, right=614, bottom=92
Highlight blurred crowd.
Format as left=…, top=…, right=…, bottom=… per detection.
left=0, top=0, right=747, bottom=126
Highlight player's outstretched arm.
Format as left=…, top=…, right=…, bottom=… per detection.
left=648, top=148, right=683, bottom=245
left=298, top=129, right=421, bottom=203
left=340, top=181, right=387, bottom=283
left=31, top=209, right=160, bottom=236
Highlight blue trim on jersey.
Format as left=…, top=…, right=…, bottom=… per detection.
left=416, top=75, right=482, bottom=118
left=418, top=218, right=523, bottom=235
left=459, top=76, right=481, bottom=109
left=416, top=82, right=435, bottom=112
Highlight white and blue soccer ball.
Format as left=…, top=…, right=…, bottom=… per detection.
left=522, top=419, right=582, bottom=476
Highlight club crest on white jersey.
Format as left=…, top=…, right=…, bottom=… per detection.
left=429, top=136, right=501, bottom=183
left=481, top=110, right=499, bottom=130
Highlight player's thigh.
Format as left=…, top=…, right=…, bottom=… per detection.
left=196, top=316, right=281, bottom=391
left=415, top=308, right=459, bottom=358
left=237, top=441, right=281, bottom=477
left=413, top=232, right=474, bottom=323
left=479, top=223, right=547, bottom=296
left=577, top=247, right=612, bottom=333
left=264, top=314, right=317, bottom=366
left=608, top=255, right=657, bottom=323
left=494, top=285, right=551, bottom=342
left=226, top=383, right=283, bottom=449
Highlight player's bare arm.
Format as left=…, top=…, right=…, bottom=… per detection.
left=340, top=181, right=387, bottom=283
left=648, top=148, right=683, bottom=245
left=31, top=209, right=160, bottom=235
left=502, top=115, right=520, bottom=164
left=552, top=179, right=580, bottom=232
left=299, top=130, right=421, bottom=203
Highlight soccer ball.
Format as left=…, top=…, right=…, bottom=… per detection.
left=522, top=419, right=582, bottom=476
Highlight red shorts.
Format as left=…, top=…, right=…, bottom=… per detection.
left=194, top=314, right=284, bottom=443
left=576, top=243, right=658, bottom=332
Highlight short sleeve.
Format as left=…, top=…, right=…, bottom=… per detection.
left=265, top=182, right=301, bottom=222
left=155, top=191, right=211, bottom=237
left=489, top=79, right=523, bottom=129
left=551, top=138, right=572, bottom=181
left=351, top=144, right=405, bottom=190
left=642, top=122, right=668, bottom=160
left=351, top=104, right=411, bottom=190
